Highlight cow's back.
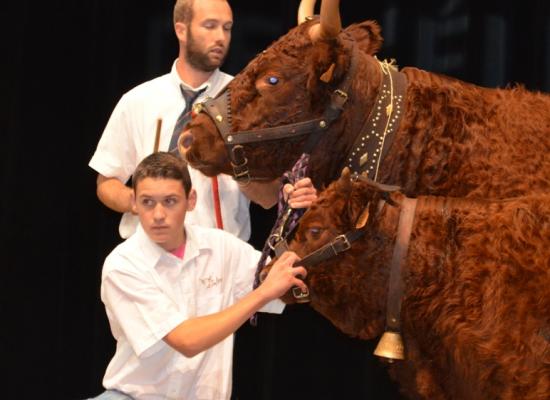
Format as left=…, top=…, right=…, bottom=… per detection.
left=377, top=66, right=550, bottom=199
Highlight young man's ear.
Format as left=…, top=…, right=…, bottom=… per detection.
left=174, top=22, right=187, bottom=43
left=186, top=188, right=197, bottom=212
left=130, top=190, right=137, bottom=215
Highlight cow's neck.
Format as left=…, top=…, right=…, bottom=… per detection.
left=308, top=200, right=403, bottom=340
left=382, top=196, right=460, bottom=354
left=308, top=54, right=384, bottom=188
left=309, top=54, right=407, bottom=188
left=353, top=196, right=452, bottom=339
left=306, top=194, right=454, bottom=341
left=376, top=67, right=494, bottom=197
left=345, top=60, right=408, bottom=181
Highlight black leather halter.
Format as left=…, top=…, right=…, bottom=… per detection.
left=193, top=45, right=359, bottom=184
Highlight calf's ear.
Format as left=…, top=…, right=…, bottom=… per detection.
left=338, top=168, right=369, bottom=227
left=340, top=166, right=351, bottom=178
left=347, top=189, right=369, bottom=229
left=354, top=204, right=370, bottom=229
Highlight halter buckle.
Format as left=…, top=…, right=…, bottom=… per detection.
left=331, top=234, right=351, bottom=254
left=333, top=89, right=349, bottom=101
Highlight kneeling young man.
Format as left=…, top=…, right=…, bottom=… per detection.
left=92, top=152, right=307, bottom=400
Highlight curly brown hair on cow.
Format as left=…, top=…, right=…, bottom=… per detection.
left=264, top=169, right=550, bottom=400
left=180, top=1, right=550, bottom=201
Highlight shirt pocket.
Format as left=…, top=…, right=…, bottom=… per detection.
left=195, top=293, right=224, bottom=317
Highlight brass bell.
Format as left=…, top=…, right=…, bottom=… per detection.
left=373, top=331, right=405, bottom=361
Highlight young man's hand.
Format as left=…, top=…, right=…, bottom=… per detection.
left=259, top=251, right=307, bottom=300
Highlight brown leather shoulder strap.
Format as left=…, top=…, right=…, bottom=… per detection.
left=385, top=197, right=417, bottom=332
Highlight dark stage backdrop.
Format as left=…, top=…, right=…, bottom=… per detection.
left=2, top=1, right=549, bottom=399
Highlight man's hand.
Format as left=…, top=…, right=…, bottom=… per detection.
left=283, top=177, right=317, bottom=209
left=259, top=251, right=307, bottom=301
left=96, top=174, right=135, bottom=214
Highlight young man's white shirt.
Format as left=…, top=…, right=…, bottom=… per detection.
left=101, top=223, right=283, bottom=400
left=89, top=61, right=250, bottom=240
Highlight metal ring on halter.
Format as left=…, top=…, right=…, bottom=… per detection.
left=176, top=130, right=187, bottom=157
left=267, top=233, right=281, bottom=251
left=230, top=145, right=251, bottom=184
left=267, top=207, right=293, bottom=251
left=292, top=286, right=310, bottom=302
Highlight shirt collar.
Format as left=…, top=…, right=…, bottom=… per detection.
left=133, top=224, right=165, bottom=266
left=133, top=223, right=213, bottom=268
left=179, top=224, right=213, bottom=264
left=169, top=59, right=223, bottom=101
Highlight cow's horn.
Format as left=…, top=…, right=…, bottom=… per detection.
left=309, top=0, right=341, bottom=41
left=298, top=0, right=317, bottom=24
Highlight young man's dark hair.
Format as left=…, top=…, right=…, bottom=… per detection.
left=132, top=152, right=192, bottom=196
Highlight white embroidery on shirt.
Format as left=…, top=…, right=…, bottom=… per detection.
left=199, top=275, right=222, bottom=288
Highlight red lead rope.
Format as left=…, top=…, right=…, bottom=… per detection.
left=211, top=176, right=224, bottom=229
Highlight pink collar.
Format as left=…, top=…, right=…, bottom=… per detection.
left=170, top=243, right=186, bottom=259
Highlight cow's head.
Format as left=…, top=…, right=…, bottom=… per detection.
left=179, top=0, right=383, bottom=187
left=259, top=168, right=396, bottom=338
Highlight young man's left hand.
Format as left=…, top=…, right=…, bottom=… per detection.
left=259, top=251, right=307, bottom=300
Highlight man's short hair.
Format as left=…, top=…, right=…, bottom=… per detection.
left=132, top=152, right=192, bottom=196
left=174, top=0, right=194, bottom=25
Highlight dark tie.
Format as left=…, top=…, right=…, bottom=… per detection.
left=169, top=86, right=206, bottom=152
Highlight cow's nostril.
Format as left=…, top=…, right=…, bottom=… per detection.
left=180, top=131, right=194, bottom=149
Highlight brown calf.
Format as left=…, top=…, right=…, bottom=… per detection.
left=265, top=170, right=550, bottom=400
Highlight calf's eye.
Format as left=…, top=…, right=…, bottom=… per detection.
left=267, top=76, right=279, bottom=85
left=308, top=227, right=323, bottom=238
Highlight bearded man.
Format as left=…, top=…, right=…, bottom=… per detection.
left=90, top=0, right=254, bottom=240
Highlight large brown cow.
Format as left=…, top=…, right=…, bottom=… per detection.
left=180, top=0, right=550, bottom=200
left=262, top=169, right=550, bottom=400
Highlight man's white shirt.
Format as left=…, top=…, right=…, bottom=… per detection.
left=101, top=224, right=283, bottom=399
left=89, top=61, right=250, bottom=241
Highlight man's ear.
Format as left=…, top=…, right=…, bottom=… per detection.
left=187, top=188, right=197, bottom=211
left=130, top=190, right=137, bottom=215
left=174, top=22, right=187, bottom=43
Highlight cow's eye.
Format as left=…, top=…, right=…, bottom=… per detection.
left=267, top=76, right=279, bottom=85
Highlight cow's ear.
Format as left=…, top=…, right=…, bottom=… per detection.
left=344, top=20, right=383, bottom=55
left=306, top=38, right=349, bottom=90
left=320, top=63, right=336, bottom=83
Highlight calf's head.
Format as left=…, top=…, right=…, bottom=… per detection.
left=261, top=169, right=396, bottom=338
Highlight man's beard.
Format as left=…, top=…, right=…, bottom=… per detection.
left=185, top=29, right=227, bottom=72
